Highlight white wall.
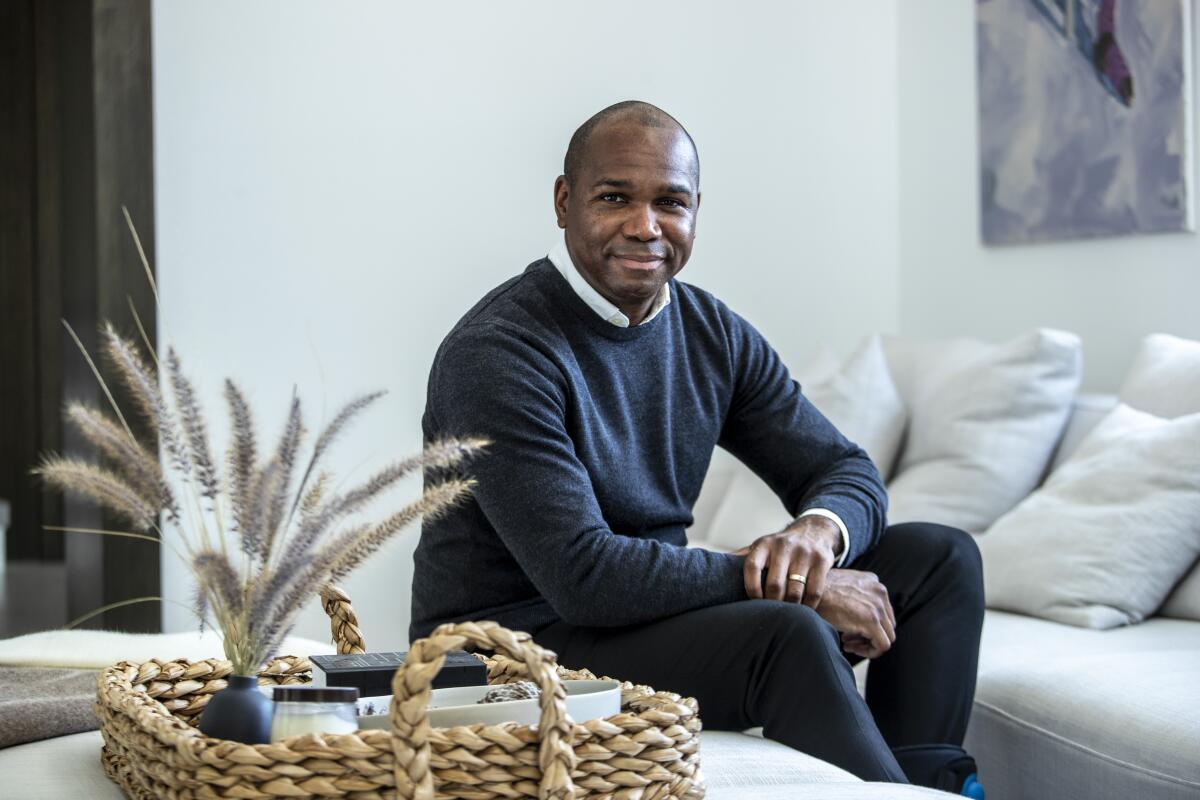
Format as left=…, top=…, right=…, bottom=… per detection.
left=152, top=1, right=901, bottom=647
left=897, top=0, right=1200, bottom=392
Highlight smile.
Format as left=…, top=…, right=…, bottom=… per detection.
left=611, top=254, right=665, bottom=271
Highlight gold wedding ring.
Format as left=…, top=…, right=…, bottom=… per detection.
left=787, top=573, right=808, bottom=584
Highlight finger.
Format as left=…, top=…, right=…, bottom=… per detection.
left=731, top=546, right=750, bottom=556
left=845, top=642, right=872, bottom=660
left=742, top=545, right=767, bottom=599
left=800, top=550, right=833, bottom=610
left=841, top=634, right=872, bottom=658
left=880, top=602, right=897, bottom=646
left=869, top=622, right=892, bottom=657
left=782, top=551, right=811, bottom=604
left=776, top=548, right=807, bottom=603
left=764, top=541, right=796, bottom=601
left=869, top=575, right=896, bottom=631
left=883, top=589, right=897, bottom=636
left=874, top=582, right=897, bottom=644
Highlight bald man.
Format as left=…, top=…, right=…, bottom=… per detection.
left=411, top=101, right=985, bottom=794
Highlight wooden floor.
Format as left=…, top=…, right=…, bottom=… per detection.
left=0, top=561, right=67, bottom=638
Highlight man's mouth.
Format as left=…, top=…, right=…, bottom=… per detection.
left=610, top=253, right=666, bottom=271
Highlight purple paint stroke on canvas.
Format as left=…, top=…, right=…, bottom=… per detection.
left=977, top=0, right=1192, bottom=244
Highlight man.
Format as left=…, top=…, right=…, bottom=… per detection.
left=412, top=101, right=985, bottom=792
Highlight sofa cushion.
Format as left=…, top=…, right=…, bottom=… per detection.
left=1118, top=332, right=1200, bottom=419
left=7, top=729, right=953, bottom=800
left=800, top=336, right=907, bottom=481
left=979, top=404, right=1200, bottom=628
left=709, top=784, right=959, bottom=799
left=977, top=609, right=1200, bottom=669
left=0, top=731, right=126, bottom=800
left=883, top=329, right=1082, bottom=534
left=1162, top=566, right=1200, bottom=621
left=1045, top=393, right=1118, bottom=475
left=1118, top=333, right=1200, bottom=622
left=701, top=730, right=857, bottom=788
left=967, top=611, right=1200, bottom=800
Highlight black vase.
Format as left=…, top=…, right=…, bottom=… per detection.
left=197, top=674, right=273, bottom=744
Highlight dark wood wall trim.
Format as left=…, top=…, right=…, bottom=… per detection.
left=1, top=0, right=159, bottom=632
left=1, top=0, right=52, bottom=563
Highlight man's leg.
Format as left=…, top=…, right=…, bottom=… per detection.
left=534, top=600, right=909, bottom=783
left=848, top=522, right=986, bottom=749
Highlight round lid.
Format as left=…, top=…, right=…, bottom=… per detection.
left=272, top=685, right=359, bottom=704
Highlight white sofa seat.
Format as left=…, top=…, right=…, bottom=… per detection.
left=967, top=611, right=1200, bottom=800
left=4, top=729, right=955, bottom=799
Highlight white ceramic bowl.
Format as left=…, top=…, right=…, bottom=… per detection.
left=356, top=679, right=621, bottom=729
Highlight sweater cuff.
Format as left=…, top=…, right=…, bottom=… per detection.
left=796, top=508, right=850, bottom=567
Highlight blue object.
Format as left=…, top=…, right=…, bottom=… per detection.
left=197, top=674, right=272, bottom=744
left=962, top=772, right=986, bottom=799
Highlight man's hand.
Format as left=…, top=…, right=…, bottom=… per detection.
left=818, top=569, right=897, bottom=659
left=733, top=516, right=842, bottom=607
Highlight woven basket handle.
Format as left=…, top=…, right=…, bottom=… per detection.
left=389, top=620, right=577, bottom=800
left=319, top=585, right=366, bottom=654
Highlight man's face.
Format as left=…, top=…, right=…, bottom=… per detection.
left=553, top=123, right=700, bottom=323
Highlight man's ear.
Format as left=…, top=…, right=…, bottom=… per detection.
left=553, top=175, right=569, bottom=230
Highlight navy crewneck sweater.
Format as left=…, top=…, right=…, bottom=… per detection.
left=410, top=258, right=887, bottom=642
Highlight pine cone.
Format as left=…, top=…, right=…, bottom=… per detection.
left=477, top=681, right=540, bottom=704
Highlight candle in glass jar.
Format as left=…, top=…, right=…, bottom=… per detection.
left=270, top=686, right=359, bottom=742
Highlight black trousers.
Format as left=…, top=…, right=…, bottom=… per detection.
left=534, top=522, right=985, bottom=784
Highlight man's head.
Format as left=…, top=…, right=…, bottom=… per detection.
left=554, top=101, right=701, bottom=325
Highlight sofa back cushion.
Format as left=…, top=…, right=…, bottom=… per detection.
left=1046, top=393, right=1118, bottom=475
left=800, top=336, right=906, bottom=482
left=883, top=329, right=1082, bottom=534
left=1118, top=333, right=1200, bottom=621
left=979, top=404, right=1200, bottom=629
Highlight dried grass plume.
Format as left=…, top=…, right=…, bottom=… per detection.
left=38, top=219, right=487, bottom=673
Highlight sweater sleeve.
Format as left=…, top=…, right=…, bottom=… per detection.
left=717, top=312, right=888, bottom=565
left=429, top=325, right=747, bottom=627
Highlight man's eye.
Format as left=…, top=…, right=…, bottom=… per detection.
left=598, top=193, right=626, bottom=203
left=659, top=198, right=685, bottom=208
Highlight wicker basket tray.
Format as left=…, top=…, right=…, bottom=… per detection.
left=96, top=587, right=705, bottom=799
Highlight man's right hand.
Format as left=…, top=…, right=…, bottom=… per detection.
left=810, top=569, right=896, bottom=659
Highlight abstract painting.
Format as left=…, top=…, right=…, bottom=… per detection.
left=977, top=0, right=1194, bottom=244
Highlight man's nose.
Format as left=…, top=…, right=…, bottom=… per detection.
left=622, top=203, right=661, bottom=241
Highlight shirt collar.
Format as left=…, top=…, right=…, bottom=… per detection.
left=547, top=236, right=671, bottom=328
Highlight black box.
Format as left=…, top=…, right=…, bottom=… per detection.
left=309, top=650, right=487, bottom=698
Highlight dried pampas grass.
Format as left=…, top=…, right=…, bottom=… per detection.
left=36, top=210, right=487, bottom=674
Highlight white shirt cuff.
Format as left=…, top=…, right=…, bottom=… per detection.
left=797, top=508, right=850, bottom=567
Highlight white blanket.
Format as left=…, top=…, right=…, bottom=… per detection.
left=0, top=629, right=334, bottom=669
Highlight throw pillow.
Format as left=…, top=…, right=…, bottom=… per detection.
left=884, top=329, right=1082, bottom=533
left=801, top=336, right=906, bottom=481
left=1162, top=566, right=1200, bottom=619
left=978, top=404, right=1200, bottom=629
left=1118, top=333, right=1200, bottom=621
left=1118, top=333, right=1200, bottom=419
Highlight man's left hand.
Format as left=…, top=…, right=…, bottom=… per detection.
left=733, top=516, right=842, bottom=607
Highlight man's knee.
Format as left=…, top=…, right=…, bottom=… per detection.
left=742, top=601, right=843, bottom=658
left=887, top=523, right=984, bottom=607
left=738, top=601, right=851, bottom=693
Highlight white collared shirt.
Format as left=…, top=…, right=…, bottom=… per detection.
left=546, top=236, right=851, bottom=567
left=547, top=236, right=671, bottom=327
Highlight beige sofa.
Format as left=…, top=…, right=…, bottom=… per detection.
left=0, top=633, right=954, bottom=799
left=688, top=386, right=1200, bottom=800
left=6, top=336, right=1198, bottom=799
